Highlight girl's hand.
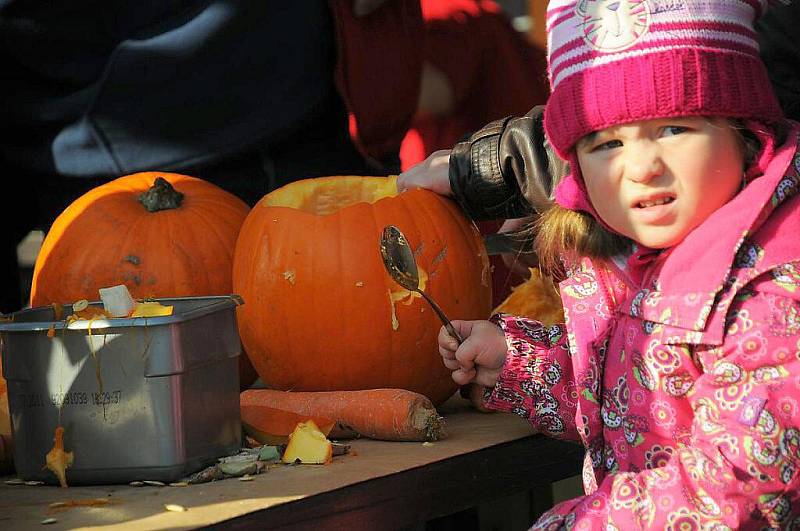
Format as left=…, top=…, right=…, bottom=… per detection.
left=438, top=320, right=508, bottom=387
left=396, top=149, right=452, bottom=196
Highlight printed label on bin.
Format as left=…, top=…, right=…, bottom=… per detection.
left=17, top=390, right=123, bottom=408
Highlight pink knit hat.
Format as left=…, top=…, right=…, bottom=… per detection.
left=545, top=0, right=784, bottom=213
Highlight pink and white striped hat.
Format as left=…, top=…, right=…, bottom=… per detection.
left=545, top=1, right=784, bottom=211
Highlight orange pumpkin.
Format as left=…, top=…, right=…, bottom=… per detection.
left=30, top=172, right=258, bottom=389
left=232, top=175, right=492, bottom=405
left=31, top=172, right=250, bottom=305
left=493, top=267, right=564, bottom=326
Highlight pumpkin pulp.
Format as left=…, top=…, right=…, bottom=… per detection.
left=262, top=175, right=399, bottom=213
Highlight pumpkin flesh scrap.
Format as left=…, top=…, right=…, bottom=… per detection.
left=45, top=426, right=74, bottom=488
left=281, top=420, right=333, bottom=465
left=388, top=268, right=428, bottom=330
left=130, top=301, right=173, bottom=317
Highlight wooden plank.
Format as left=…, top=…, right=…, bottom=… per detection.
left=215, top=437, right=582, bottom=530
left=0, top=396, right=583, bottom=530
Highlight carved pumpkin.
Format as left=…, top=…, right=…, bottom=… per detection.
left=232, top=175, right=492, bottom=405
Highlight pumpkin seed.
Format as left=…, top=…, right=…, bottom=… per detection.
left=41, top=518, right=58, bottom=525
left=4, top=478, right=24, bottom=485
left=142, top=480, right=165, bottom=486
left=73, top=299, right=89, bottom=312
left=164, top=504, right=187, bottom=512
left=24, top=480, right=45, bottom=486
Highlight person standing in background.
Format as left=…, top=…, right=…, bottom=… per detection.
left=0, top=0, right=422, bottom=313
left=400, top=0, right=548, bottom=171
left=401, top=0, right=550, bottom=306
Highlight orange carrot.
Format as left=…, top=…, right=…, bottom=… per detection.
left=241, top=405, right=337, bottom=445
left=239, top=389, right=444, bottom=442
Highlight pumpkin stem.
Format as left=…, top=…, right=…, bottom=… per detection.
left=139, top=177, right=184, bottom=212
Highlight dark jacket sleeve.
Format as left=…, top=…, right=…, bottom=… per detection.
left=448, top=105, right=557, bottom=221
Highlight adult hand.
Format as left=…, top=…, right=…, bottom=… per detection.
left=438, top=320, right=507, bottom=387
left=396, top=149, right=452, bottom=196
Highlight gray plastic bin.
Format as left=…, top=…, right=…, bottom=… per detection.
left=0, top=295, right=243, bottom=485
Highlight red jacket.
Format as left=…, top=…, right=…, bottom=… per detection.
left=330, top=0, right=423, bottom=165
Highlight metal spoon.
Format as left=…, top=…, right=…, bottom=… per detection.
left=379, top=225, right=463, bottom=343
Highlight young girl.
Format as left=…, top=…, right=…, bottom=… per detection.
left=406, top=1, right=800, bottom=528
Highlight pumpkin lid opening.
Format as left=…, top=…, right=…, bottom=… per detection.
left=261, top=176, right=398, bottom=215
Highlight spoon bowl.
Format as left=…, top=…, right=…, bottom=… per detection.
left=379, top=225, right=463, bottom=343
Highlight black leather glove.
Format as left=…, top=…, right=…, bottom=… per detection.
left=448, top=105, right=560, bottom=221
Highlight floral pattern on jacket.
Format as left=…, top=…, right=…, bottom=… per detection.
left=485, top=127, right=800, bottom=530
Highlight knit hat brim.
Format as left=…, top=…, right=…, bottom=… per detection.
left=544, top=47, right=782, bottom=160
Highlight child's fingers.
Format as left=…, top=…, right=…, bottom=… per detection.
left=439, top=337, right=459, bottom=371
left=438, top=338, right=457, bottom=360
left=453, top=352, right=476, bottom=384
left=438, top=325, right=460, bottom=351
left=442, top=358, right=461, bottom=371
left=438, top=342, right=455, bottom=357
left=474, top=367, right=502, bottom=388
left=452, top=366, right=476, bottom=386
left=454, top=351, right=475, bottom=372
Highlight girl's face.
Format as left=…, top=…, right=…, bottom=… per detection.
left=576, top=117, right=745, bottom=249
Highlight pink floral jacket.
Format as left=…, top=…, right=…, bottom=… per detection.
left=485, top=126, right=800, bottom=530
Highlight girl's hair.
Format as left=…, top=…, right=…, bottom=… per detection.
left=529, top=119, right=785, bottom=276
left=534, top=204, right=631, bottom=275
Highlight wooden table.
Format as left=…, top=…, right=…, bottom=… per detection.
left=0, top=396, right=583, bottom=531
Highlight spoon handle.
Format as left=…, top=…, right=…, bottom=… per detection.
left=417, top=290, right=464, bottom=344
